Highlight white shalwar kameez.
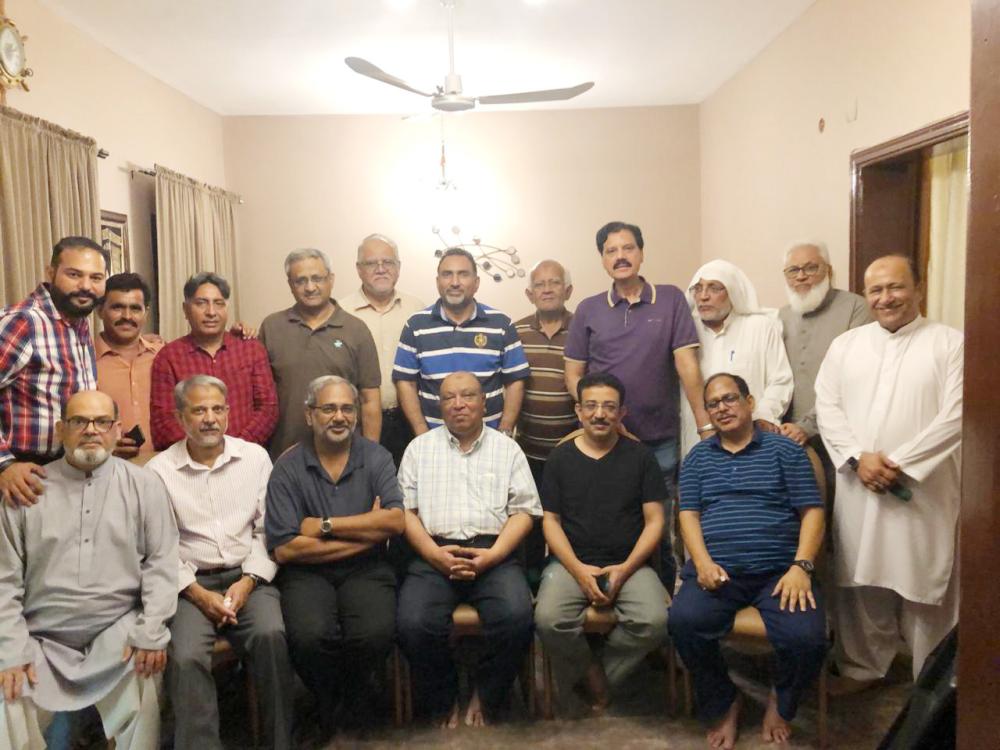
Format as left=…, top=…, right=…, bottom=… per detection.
left=0, top=457, right=178, bottom=749
left=815, top=316, right=963, bottom=680
left=680, top=260, right=794, bottom=458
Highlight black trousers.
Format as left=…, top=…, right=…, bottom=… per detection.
left=277, top=557, right=397, bottom=726
left=379, top=407, right=414, bottom=468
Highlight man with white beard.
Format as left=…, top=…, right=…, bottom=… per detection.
left=777, top=242, right=870, bottom=448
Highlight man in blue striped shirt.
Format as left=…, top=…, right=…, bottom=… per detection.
left=392, top=248, right=529, bottom=436
left=669, top=373, right=826, bottom=749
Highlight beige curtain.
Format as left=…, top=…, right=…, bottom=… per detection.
left=155, top=165, right=240, bottom=340
left=0, top=105, right=100, bottom=305
left=925, top=138, right=969, bottom=331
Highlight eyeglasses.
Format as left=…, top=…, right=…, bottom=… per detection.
left=783, top=263, right=824, bottom=279
left=357, top=259, right=399, bottom=270
left=705, top=393, right=742, bottom=411
left=290, top=274, right=331, bottom=288
left=65, top=416, right=117, bottom=433
left=579, top=401, right=620, bottom=414
left=690, top=283, right=726, bottom=296
left=310, top=403, right=356, bottom=417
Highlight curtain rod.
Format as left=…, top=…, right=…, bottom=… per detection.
left=123, top=162, right=244, bottom=204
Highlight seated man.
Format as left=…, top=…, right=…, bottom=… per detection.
left=535, top=372, right=669, bottom=714
left=668, top=373, right=826, bottom=749
left=147, top=376, right=293, bottom=749
left=0, top=391, right=178, bottom=750
left=265, top=376, right=404, bottom=736
left=396, top=372, right=542, bottom=728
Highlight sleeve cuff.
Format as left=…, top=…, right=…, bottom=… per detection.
left=242, top=557, right=278, bottom=583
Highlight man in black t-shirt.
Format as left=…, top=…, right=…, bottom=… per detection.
left=534, top=372, right=670, bottom=713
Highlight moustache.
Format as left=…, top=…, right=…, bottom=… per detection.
left=114, top=320, right=137, bottom=327
left=589, top=419, right=610, bottom=426
left=71, top=292, right=98, bottom=302
left=613, top=261, right=632, bottom=269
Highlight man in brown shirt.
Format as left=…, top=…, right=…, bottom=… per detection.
left=259, top=249, right=382, bottom=458
left=515, top=260, right=577, bottom=583
left=95, top=273, right=163, bottom=458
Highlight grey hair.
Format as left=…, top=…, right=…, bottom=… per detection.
left=174, top=375, right=228, bottom=411
left=784, top=241, right=831, bottom=265
left=357, top=233, right=400, bottom=262
left=528, top=259, right=572, bottom=287
left=284, top=248, right=332, bottom=276
left=304, top=375, right=359, bottom=408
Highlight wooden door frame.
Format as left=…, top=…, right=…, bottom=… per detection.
left=959, top=1, right=1000, bottom=747
left=849, top=110, right=969, bottom=291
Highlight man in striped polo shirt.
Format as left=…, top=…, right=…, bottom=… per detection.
left=669, top=373, right=827, bottom=749
left=393, top=248, right=529, bottom=436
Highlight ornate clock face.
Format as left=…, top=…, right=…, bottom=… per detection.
left=0, top=24, right=26, bottom=78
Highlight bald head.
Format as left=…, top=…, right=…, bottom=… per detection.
left=863, top=255, right=921, bottom=332
left=439, top=372, right=485, bottom=437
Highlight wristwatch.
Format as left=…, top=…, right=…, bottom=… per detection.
left=846, top=456, right=860, bottom=471
left=244, top=573, right=264, bottom=588
left=791, top=559, right=815, bottom=576
left=320, top=517, right=334, bottom=537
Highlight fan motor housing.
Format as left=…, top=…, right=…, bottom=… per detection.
left=432, top=94, right=476, bottom=112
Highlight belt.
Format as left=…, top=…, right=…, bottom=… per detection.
left=432, top=534, right=499, bottom=548
left=196, top=566, right=240, bottom=576
left=382, top=407, right=402, bottom=416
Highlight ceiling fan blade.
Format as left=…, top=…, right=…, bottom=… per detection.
left=477, top=81, right=594, bottom=105
left=344, top=57, right=433, bottom=97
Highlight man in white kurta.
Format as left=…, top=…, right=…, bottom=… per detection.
left=680, top=259, right=794, bottom=457
left=815, top=256, right=962, bottom=687
left=0, top=391, right=178, bottom=750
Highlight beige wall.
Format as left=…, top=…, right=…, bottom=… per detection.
left=5, top=0, right=227, bottom=298
left=699, top=0, right=970, bottom=307
left=223, top=106, right=702, bottom=325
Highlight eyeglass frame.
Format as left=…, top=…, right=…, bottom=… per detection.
left=356, top=259, right=400, bottom=270
left=64, top=416, right=118, bottom=433
left=782, top=262, right=826, bottom=279
left=704, top=392, right=744, bottom=412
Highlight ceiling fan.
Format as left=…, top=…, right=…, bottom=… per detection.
left=345, top=0, right=594, bottom=113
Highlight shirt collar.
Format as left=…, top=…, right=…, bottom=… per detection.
left=433, top=299, right=481, bottom=324
left=171, top=435, right=242, bottom=472
left=183, top=330, right=236, bottom=354
left=528, top=309, right=573, bottom=334
left=346, top=287, right=401, bottom=311
left=445, top=424, right=487, bottom=454
left=607, top=278, right=655, bottom=307
left=34, top=283, right=90, bottom=333
left=878, top=315, right=925, bottom=338
left=285, top=300, right=344, bottom=328
left=94, top=332, right=160, bottom=359
left=58, top=453, right=116, bottom=481
left=708, top=426, right=763, bottom=454
left=302, top=435, right=365, bottom=483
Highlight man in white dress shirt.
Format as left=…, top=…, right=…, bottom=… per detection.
left=680, top=259, right=794, bottom=457
left=815, top=255, right=963, bottom=692
left=147, top=375, right=293, bottom=749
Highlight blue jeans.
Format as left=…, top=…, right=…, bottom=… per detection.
left=644, top=437, right=679, bottom=592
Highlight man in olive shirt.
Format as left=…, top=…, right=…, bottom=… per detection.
left=340, top=234, right=424, bottom=466
left=259, top=249, right=382, bottom=457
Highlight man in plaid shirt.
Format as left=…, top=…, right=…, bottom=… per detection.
left=0, top=236, right=109, bottom=507
left=150, top=272, right=278, bottom=450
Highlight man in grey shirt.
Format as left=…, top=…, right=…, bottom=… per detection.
left=778, top=241, right=871, bottom=448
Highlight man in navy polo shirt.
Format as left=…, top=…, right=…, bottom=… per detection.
left=393, top=248, right=529, bottom=436
left=564, top=221, right=712, bottom=588
left=669, top=373, right=826, bottom=749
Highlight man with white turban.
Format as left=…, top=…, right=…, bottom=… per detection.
left=680, top=260, right=794, bottom=457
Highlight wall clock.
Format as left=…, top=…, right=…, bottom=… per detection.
left=0, top=15, right=32, bottom=100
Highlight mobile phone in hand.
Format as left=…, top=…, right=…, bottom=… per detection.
left=124, top=425, right=146, bottom=448
left=595, top=573, right=611, bottom=594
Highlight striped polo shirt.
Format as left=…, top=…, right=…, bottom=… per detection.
left=514, top=310, right=578, bottom=461
left=392, top=300, right=530, bottom=428
left=678, top=429, right=822, bottom=575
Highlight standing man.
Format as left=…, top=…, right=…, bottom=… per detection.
left=396, top=372, right=541, bottom=728
left=816, top=255, right=962, bottom=691
left=0, top=390, right=178, bottom=749
left=0, top=237, right=109, bottom=506
left=95, top=273, right=164, bottom=459
left=564, top=221, right=711, bottom=588
left=681, top=259, right=794, bottom=455
left=535, top=373, right=669, bottom=714
left=778, top=242, right=871, bottom=447
left=260, top=249, right=382, bottom=458
left=340, top=235, right=424, bottom=466
left=393, top=248, right=530, bottom=436
left=266, top=376, right=403, bottom=736
left=670, top=373, right=826, bottom=748
left=147, top=376, right=293, bottom=750
left=150, top=273, right=278, bottom=451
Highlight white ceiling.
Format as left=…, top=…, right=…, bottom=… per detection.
left=41, top=0, right=816, bottom=116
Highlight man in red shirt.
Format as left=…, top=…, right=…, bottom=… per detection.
left=150, top=273, right=278, bottom=450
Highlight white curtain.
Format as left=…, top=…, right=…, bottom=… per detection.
left=154, top=165, right=240, bottom=340
left=925, top=138, right=968, bottom=331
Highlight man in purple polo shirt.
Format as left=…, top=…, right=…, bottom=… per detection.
left=564, top=221, right=712, bottom=588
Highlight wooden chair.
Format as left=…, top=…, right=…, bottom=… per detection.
left=678, top=444, right=831, bottom=749
left=393, top=602, right=537, bottom=724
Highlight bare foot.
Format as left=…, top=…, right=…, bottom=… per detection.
left=440, top=700, right=460, bottom=729
left=761, top=690, right=791, bottom=744
left=464, top=688, right=486, bottom=728
left=706, top=695, right=741, bottom=750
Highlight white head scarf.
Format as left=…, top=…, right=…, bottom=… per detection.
left=685, top=259, right=763, bottom=316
